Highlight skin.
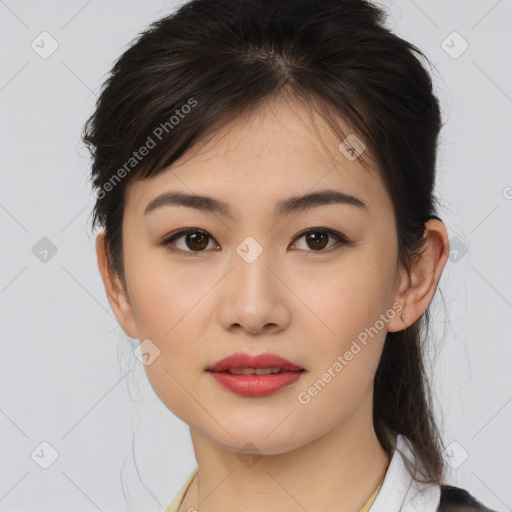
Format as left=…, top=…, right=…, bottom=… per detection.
left=96, top=94, right=449, bottom=512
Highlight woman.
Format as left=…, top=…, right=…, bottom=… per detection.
left=83, top=0, right=497, bottom=510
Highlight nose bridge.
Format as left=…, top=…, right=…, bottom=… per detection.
left=232, top=234, right=277, bottom=302
left=216, top=233, right=289, bottom=334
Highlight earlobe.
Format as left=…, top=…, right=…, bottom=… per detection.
left=387, top=219, right=450, bottom=333
left=95, top=231, right=139, bottom=339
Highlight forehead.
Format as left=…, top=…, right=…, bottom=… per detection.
left=125, top=96, right=391, bottom=218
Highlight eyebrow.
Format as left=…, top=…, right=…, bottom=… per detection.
left=144, top=189, right=367, bottom=219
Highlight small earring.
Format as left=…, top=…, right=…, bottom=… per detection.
left=400, top=312, right=406, bottom=324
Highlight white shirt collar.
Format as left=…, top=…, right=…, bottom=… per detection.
left=369, top=434, right=440, bottom=511
left=167, top=434, right=441, bottom=512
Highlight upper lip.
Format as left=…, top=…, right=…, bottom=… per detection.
left=207, top=352, right=305, bottom=372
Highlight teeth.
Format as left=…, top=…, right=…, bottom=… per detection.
left=226, top=367, right=282, bottom=375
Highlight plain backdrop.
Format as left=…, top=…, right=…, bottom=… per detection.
left=1, top=1, right=511, bottom=511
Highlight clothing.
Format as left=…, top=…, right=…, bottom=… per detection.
left=165, top=473, right=381, bottom=512
left=165, top=435, right=496, bottom=512
left=166, top=467, right=197, bottom=512
left=359, top=478, right=383, bottom=511
left=438, top=486, right=497, bottom=512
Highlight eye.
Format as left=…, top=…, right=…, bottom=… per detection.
left=160, top=228, right=219, bottom=256
left=160, top=227, right=351, bottom=257
left=289, top=228, right=351, bottom=254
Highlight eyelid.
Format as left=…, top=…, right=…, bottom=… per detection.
left=289, top=227, right=352, bottom=255
left=160, top=228, right=218, bottom=257
left=160, top=227, right=351, bottom=256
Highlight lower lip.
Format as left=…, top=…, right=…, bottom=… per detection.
left=208, top=370, right=305, bottom=396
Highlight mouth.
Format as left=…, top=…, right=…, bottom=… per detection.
left=206, top=352, right=305, bottom=373
left=205, top=353, right=306, bottom=396
left=207, top=367, right=306, bottom=396
left=208, top=367, right=306, bottom=375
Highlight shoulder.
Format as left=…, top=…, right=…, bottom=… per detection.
left=438, top=485, right=498, bottom=512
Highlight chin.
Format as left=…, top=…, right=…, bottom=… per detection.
left=209, top=424, right=311, bottom=457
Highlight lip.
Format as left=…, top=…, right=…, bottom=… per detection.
left=207, top=352, right=304, bottom=372
left=206, top=352, right=305, bottom=397
left=209, top=371, right=305, bottom=396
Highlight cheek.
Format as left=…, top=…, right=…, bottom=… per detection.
left=297, top=250, right=396, bottom=387
left=123, top=247, right=207, bottom=340
left=295, top=276, right=389, bottom=429
left=306, top=253, right=396, bottom=338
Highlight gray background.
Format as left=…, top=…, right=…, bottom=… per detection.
left=1, top=0, right=510, bottom=511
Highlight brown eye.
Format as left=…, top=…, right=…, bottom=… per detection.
left=291, top=228, right=349, bottom=253
left=184, top=231, right=209, bottom=251
left=161, top=229, right=217, bottom=256
left=305, top=231, right=329, bottom=250
left=161, top=227, right=350, bottom=257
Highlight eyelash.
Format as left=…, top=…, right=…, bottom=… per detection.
left=159, top=227, right=352, bottom=257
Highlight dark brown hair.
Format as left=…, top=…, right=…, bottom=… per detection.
left=82, top=0, right=447, bottom=485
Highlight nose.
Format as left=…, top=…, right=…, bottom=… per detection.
left=215, top=247, right=291, bottom=336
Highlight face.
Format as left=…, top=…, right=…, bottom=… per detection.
left=110, top=96, right=406, bottom=455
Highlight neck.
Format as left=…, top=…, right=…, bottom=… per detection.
left=180, top=388, right=390, bottom=512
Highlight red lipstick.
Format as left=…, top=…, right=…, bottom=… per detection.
left=206, top=352, right=305, bottom=396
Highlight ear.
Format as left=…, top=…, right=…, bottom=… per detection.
left=96, top=230, right=139, bottom=339
left=387, top=219, right=450, bottom=332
